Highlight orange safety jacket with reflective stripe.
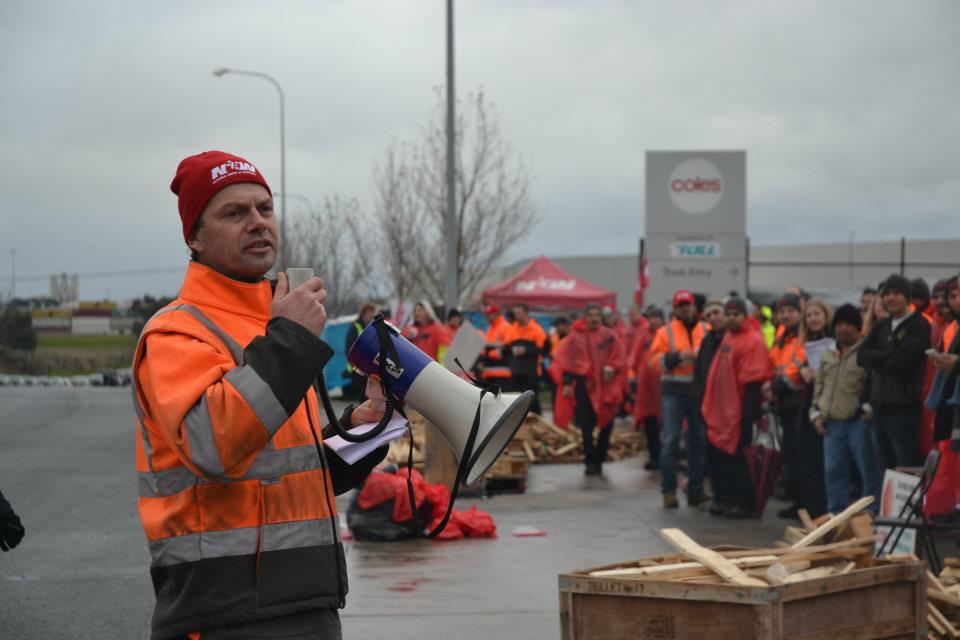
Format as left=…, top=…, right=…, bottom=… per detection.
left=647, top=317, right=708, bottom=383
left=480, top=316, right=512, bottom=379
left=133, top=262, right=345, bottom=640
left=502, top=318, right=547, bottom=377
left=944, top=321, right=959, bottom=353
left=769, top=329, right=806, bottom=389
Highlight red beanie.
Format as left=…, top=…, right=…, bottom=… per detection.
left=170, top=150, right=272, bottom=241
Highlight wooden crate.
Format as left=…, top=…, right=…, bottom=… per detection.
left=559, top=552, right=926, bottom=640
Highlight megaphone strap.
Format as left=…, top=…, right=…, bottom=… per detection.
left=408, top=387, right=489, bottom=540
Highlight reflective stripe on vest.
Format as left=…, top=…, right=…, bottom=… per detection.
left=660, top=320, right=706, bottom=383
left=133, top=303, right=326, bottom=496
left=148, top=518, right=340, bottom=567
left=134, top=303, right=292, bottom=480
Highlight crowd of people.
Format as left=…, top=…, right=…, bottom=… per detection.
left=345, top=272, right=960, bottom=523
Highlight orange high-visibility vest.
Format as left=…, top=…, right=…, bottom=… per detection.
left=133, top=262, right=344, bottom=639
left=770, top=331, right=806, bottom=388
left=944, top=321, right=958, bottom=352
left=648, top=317, right=708, bottom=383
left=480, top=316, right=512, bottom=379
left=502, top=318, right=548, bottom=376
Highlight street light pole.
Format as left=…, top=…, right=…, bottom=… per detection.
left=444, top=0, right=459, bottom=311
left=10, top=249, right=16, bottom=302
left=212, top=67, right=287, bottom=271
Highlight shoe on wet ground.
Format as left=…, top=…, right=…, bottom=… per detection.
left=687, top=494, right=711, bottom=508
left=663, top=494, right=679, bottom=509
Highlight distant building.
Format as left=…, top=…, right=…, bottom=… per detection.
left=49, top=273, right=79, bottom=304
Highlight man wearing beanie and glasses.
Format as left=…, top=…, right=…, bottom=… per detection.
left=858, top=274, right=931, bottom=470
left=132, top=151, right=387, bottom=640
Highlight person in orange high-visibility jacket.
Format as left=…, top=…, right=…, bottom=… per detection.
left=763, top=293, right=807, bottom=520
left=136, top=151, right=387, bottom=640
left=478, top=304, right=512, bottom=383
left=401, top=300, right=451, bottom=362
left=647, top=290, right=710, bottom=508
left=502, top=303, right=547, bottom=414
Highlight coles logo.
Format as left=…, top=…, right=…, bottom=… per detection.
left=668, top=158, right=723, bottom=214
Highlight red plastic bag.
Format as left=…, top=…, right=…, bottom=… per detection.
left=454, top=506, right=497, bottom=538
left=925, top=440, right=960, bottom=518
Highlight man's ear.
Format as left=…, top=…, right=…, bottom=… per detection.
left=186, top=232, right=202, bottom=255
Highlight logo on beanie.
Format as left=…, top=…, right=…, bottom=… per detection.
left=211, top=160, right=259, bottom=184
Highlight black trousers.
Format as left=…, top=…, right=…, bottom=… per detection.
left=512, top=374, right=542, bottom=415
left=643, top=415, right=660, bottom=463
left=780, top=402, right=826, bottom=516
left=575, top=382, right=612, bottom=469
left=874, top=410, right=923, bottom=469
left=709, top=419, right=754, bottom=510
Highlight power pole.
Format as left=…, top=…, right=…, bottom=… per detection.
left=444, top=0, right=459, bottom=311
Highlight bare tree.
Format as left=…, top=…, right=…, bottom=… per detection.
left=286, top=195, right=377, bottom=317
left=367, top=89, right=538, bottom=306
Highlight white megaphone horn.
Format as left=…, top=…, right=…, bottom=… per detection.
left=347, top=318, right=535, bottom=485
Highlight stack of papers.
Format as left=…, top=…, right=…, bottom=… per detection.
left=324, top=414, right=409, bottom=465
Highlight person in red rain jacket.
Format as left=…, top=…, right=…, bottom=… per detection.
left=554, top=304, right=627, bottom=476
left=401, top=300, right=451, bottom=361
left=702, top=298, right=772, bottom=519
left=630, top=306, right=664, bottom=470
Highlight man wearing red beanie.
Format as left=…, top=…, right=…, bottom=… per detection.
left=133, top=151, right=386, bottom=640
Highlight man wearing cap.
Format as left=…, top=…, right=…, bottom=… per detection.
left=134, top=151, right=387, bottom=639
left=647, top=290, right=710, bottom=508
left=858, top=274, right=931, bottom=470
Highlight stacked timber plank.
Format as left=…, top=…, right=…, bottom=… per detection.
left=384, top=412, right=425, bottom=469
left=560, top=495, right=928, bottom=639
left=926, top=560, right=960, bottom=639
left=512, top=414, right=643, bottom=464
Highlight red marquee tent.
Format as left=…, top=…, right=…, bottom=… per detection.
left=480, top=256, right=617, bottom=310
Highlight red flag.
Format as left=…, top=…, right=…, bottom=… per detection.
left=633, top=255, right=649, bottom=306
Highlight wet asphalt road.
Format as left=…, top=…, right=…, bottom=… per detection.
left=0, top=387, right=787, bottom=639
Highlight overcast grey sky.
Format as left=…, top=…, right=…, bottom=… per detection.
left=1, top=0, right=958, bottom=300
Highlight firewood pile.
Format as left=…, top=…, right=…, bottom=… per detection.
left=384, top=411, right=644, bottom=468
left=384, top=412, right=425, bottom=469
left=927, top=561, right=960, bottom=639
left=587, top=497, right=881, bottom=586
left=510, top=413, right=643, bottom=464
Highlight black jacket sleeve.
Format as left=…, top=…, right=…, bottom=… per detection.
left=741, top=382, right=763, bottom=430
left=321, top=405, right=390, bottom=495
left=857, top=323, right=891, bottom=369
left=243, top=317, right=334, bottom=416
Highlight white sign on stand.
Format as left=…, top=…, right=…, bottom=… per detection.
left=874, top=469, right=920, bottom=556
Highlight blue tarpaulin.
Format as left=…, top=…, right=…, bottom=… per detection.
left=321, top=311, right=559, bottom=392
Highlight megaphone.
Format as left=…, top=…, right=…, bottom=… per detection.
left=348, top=320, right=534, bottom=485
